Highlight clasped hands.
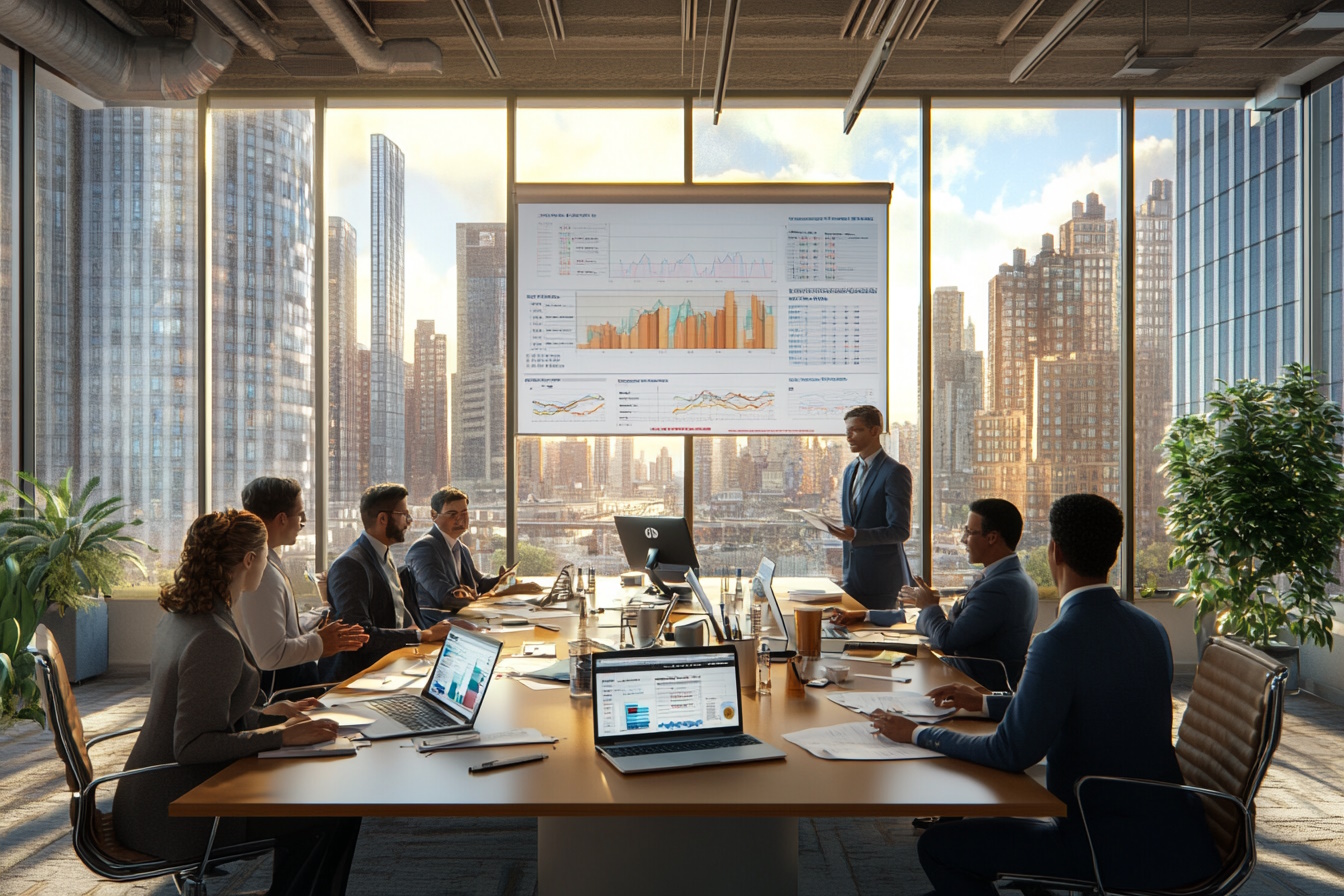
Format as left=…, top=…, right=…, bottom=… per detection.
left=868, top=682, right=988, bottom=743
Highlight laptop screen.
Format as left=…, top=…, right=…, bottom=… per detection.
left=754, top=557, right=790, bottom=642
left=592, top=646, right=742, bottom=743
left=422, top=628, right=503, bottom=723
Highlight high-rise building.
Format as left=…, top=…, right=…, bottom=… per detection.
left=517, top=436, right=542, bottom=499
left=369, top=133, right=405, bottom=484
left=356, top=345, right=371, bottom=490
left=546, top=438, right=590, bottom=494
left=592, top=436, right=610, bottom=493
left=328, top=216, right=360, bottom=513
left=406, top=320, right=449, bottom=504
left=451, top=223, right=507, bottom=488
left=1173, top=108, right=1300, bottom=416
left=612, top=437, right=635, bottom=497
left=1135, top=179, right=1174, bottom=544
left=930, top=286, right=983, bottom=525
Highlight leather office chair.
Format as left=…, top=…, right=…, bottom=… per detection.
left=929, top=647, right=1015, bottom=693
left=30, top=625, right=273, bottom=896
left=1001, top=636, right=1288, bottom=896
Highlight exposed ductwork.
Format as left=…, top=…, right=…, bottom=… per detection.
left=197, top=0, right=281, bottom=62
left=304, top=0, right=443, bottom=75
left=0, top=0, right=234, bottom=100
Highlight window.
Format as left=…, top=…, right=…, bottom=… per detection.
left=0, top=59, right=13, bottom=484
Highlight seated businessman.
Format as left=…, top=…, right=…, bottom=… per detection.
left=830, top=498, right=1037, bottom=691
left=319, top=483, right=470, bottom=683
left=870, top=494, right=1220, bottom=896
left=404, top=486, right=522, bottom=625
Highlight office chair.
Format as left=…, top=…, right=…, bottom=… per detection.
left=1000, top=636, right=1288, bottom=896
left=928, top=647, right=1015, bottom=694
left=30, top=625, right=273, bottom=896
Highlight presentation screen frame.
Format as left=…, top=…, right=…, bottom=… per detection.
left=512, top=182, right=892, bottom=437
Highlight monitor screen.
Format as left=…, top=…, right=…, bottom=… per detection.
left=592, top=647, right=742, bottom=741
left=614, top=515, right=701, bottom=583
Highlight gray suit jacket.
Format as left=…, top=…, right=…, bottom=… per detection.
left=839, top=448, right=913, bottom=610
left=112, top=602, right=284, bottom=861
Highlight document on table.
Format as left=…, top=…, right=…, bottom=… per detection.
left=342, top=673, right=421, bottom=692
left=306, top=709, right=377, bottom=735
left=783, top=722, right=943, bottom=761
left=787, top=587, right=844, bottom=603
left=259, top=736, right=360, bottom=759
left=828, top=690, right=959, bottom=722
left=786, top=508, right=844, bottom=533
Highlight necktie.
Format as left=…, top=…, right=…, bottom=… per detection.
left=850, top=460, right=867, bottom=511
left=451, top=540, right=464, bottom=580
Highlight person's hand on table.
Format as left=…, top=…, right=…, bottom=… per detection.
left=926, top=682, right=988, bottom=713
left=869, top=709, right=918, bottom=743
left=899, top=575, right=940, bottom=609
left=421, top=618, right=479, bottom=641
left=317, top=620, right=369, bottom=657
left=451, top=584, right=479, bottom=604
left=280, top=717, right=339, bottom=746
left=267, top=697, right=323, bottom=719
left=829, top=608, right=867, bottom=626
left=448, top=617, right=479, bottom=632
left=826, top=524, right=857, bottom=542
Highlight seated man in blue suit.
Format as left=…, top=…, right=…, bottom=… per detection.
left=872, top=494, right=1220, bottom=895
left=827, top=405, right=913, bottom=612
left=404, top=486, right=513, bottom=625
left=830, top=498, right=1037, bottom=692
left=319, top=483, right=465, bottom=683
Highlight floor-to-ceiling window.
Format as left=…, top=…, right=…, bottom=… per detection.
left=34, top=74, right=198, bottom=580
left=0, top=54, right=15, bottom=485
left=323, top=102, right=507, bottom=567
left=690, top=103, right=921, bottom=581
left=514, top=102, right=685, bottom=575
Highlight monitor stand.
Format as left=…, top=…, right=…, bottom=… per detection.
left=644, top=548, right=695, bottom=601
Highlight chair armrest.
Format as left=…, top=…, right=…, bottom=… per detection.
left=86, top=726, right=144, bottom=748
left=266, top=682, right=344, bottom=704
left=933, top=652, right=1013, bottom=693
left=81, top=761, right=187, bottom=802
left=1073, top=775, right=1250, bottom=896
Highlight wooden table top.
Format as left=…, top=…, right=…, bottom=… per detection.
left=172, top=576, right=1064, bottom=820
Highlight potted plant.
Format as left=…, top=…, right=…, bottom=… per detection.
left=0, top=555, right=43, bottom=728
left=1160, top=363, right=1344, bottom=689
left=0, top=470, right=153, bottom=682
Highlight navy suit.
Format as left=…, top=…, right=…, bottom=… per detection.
left=839, top=448, right=913, bottom=611
left=872, top=554, right=1037, bottom=691
left=319, top=533, right=423, bottom=684
left=916, top=587, right=1220, bottom=895
left=404, top=527, right=500, bottom=625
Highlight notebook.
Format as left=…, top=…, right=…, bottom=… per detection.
left=592, top=645, right=786, bottom=774
left=355, top=627, right=504, bottom=741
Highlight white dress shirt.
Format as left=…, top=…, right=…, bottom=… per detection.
left=232, top=551, right=323, bottom=671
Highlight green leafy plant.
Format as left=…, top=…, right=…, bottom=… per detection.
left=0, top=555, right=43, bottom=728
left=1160, top=363, right=1344, bottom=650
left=0, top=470, right=154, bottom=614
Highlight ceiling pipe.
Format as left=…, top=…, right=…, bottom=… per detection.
left=0, top=0, right=234, bottom=100
left=84, top=0, right=148, bottom=37
left=197, top=0, right=281, bottom=62
left=303, top=0, right=443, bottom=74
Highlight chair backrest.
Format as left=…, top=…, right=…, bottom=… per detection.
left=1174, top=636, right=1288, bottom=861
left=31, top=624, right=96, bottom=798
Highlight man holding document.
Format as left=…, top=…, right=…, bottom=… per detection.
left=825, top=405, right=913, bottom=612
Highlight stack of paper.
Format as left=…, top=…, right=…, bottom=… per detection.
left=785, top=508, right=843, bottom=532
left=827, top=690, right=959, bottom=723
left=259, top=736, right=360, bottom=759
left=787, top=587, right=844, bottom=603
left=416, top=728, right=557, bottom=754
left=783, top=722, right=943, bottom=761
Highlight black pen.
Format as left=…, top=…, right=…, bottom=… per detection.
left=469, top=753, right=548, bottom=773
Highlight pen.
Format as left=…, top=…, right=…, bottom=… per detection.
left=720, top=600, right=728, bottom=636
left=468, top=752, right=548, bottom=773
left=534, top=623, right=561, bottom=632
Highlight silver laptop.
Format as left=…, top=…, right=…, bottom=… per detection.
left=592, top=645, right=786, bottom=774
left=358, top=627, right=504, bottom=740
left=754, top=558, right=852, bottom=653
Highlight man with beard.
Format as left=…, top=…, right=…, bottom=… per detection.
left=320, top=483, right=462, bottom=682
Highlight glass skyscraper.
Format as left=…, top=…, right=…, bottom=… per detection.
left=369, top=133, right=405, bottom=485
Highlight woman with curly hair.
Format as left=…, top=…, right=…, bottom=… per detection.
left=113, top=509, right=361, bottom=895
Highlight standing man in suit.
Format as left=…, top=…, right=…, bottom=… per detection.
left=404, top=486, right=507, bottom=625
left=234, top=476, right=367, bottom=695
left=872, top=494, right=1220, bottom=895
left=830, top=498, right=1037, bottom=691
left=828, top=405, right=913, bottom=612
left=320, top=483, right=465, bottom=683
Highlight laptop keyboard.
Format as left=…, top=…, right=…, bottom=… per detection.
left=366, top=695, right=455, bottom=731
left=605, top=734, right=762, bottom=757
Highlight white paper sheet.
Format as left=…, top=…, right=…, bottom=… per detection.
left=785, top=508, right=844, bottom=532
left=783, top=722, right=943, bottom=761
left=343, top=673, right=421, bottom=692
left=515, top=678, right=567, bottom=690
left=827, top=690, right=958, bottom=721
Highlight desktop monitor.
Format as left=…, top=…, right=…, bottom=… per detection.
left=613, top=515, right=701, bottom=599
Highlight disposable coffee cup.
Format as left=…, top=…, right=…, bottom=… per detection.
left=729, top=638, right=756, bottom=694
left=795, top=606, right=823, bottom=658
left=636, top=605, right=664, bottom=647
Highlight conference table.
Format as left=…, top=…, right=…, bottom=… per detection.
left=172, top=576, right=1063, bottom=895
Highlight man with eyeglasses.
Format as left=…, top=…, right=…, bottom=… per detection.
left=234, top=476, right=369, bottom=696
left=405, top=486, right=520, bottom=625
left=830, top=497, right=1037, bottom=691
left=321, top=483, right=466, bottom=683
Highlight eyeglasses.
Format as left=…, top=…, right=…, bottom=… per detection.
left=389, top=510, right=414, bottom=523
left=961, top=527, right=984, bottom=538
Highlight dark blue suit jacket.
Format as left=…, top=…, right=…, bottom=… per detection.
left=404, top=527, right=500, bottom=624
left=839, top=448, right=913, bottom=611
left=918, top=586, right=1219, bottom=886
left=319, top=533, right=422, bottom=683
left=874, top=554, right=1037, bottom=691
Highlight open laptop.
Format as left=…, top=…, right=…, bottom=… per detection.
left=356, top=627, right=504, bottom=740
left=592, top=645, right=786, bottom=773
left=753, top=558, right=852, bottom=654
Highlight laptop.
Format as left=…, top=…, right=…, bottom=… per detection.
left=356, top=627, right=505, bottom=741
left=592, top=645, right=786, bottom=774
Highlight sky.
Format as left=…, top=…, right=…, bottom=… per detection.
left=323, top=102, right=1187, bottom=473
